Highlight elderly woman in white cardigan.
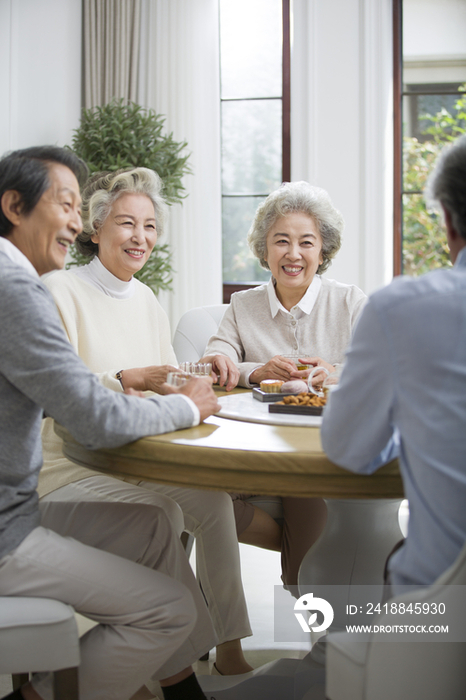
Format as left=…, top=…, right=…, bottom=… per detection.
left=40, top=167, right=253, bottom=676
left=201, top=181, right=367, bottom=590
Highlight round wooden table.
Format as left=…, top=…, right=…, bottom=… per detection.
left=54, top=402, right=402, bottom=500
left=54, top=388, right=404, bottom=588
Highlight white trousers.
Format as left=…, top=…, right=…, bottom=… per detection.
left=0, top=501, right=216, bottom=700
left=42, top=475, right=252, bottom=644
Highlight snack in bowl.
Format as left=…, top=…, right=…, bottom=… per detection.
left=280, top=379, right=308, bottom=394
left=260, top=379, right=284, bottom=393
left=276, top=392, right=327, bottom=407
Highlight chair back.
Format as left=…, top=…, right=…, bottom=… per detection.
left=172, top=303, right=284, bottom=525
left=173, top=305, right=229, bottom=362
left=326, top=538, right=466, bottom=700
left=435, top=536, right=466, bottom=585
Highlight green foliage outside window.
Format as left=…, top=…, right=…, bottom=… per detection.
left=66, top=99, right=192, bottom=293
left=402, top=86, right=466, bottom=276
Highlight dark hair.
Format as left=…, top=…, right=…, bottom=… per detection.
left=426, top=134, right=466, bottom=242
left=0, top=146, right=88, bottom=237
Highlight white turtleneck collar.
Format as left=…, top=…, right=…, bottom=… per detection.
left=71, top=256, right=135, bottom=299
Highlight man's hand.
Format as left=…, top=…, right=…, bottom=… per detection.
left=164, top=376, right=221, bottom=423
left=200, top=354, right=239, bottom=391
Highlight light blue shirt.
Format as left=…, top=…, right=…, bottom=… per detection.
left=321, top=247, right=466, bottom=592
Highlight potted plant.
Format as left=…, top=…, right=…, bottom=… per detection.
left=67, top=99, right=191, bottom=292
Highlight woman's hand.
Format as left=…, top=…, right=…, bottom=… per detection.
left=249, top=355, right=299, bottom=385
left=118, top=365, right=178, bottom=394
left=199, top=354, right=240, bottom=391
left=144, top=365, right=180, bottom=394
left=290, top=357, right=336, bottom=384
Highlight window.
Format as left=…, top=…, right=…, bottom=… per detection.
left=394, top=0, right=466, bottom=276
left=219, top=0, right=290, bottom=302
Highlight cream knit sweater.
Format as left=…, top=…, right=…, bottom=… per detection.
left=39, top=270, right=177, bottom=497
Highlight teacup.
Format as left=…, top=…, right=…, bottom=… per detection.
left=282, top=354, right=312, bottom=371
left=307, top=366, right=330, bottom=396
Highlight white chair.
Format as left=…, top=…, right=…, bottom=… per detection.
left=0, top=597, right=80, bottom=699
left=173, top=304, right=229, bottom=362
left=173, top=304, right=284, bottom=524
left=326, top=538, right=466, bottom=700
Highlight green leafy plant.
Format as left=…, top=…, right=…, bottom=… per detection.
left=403, top=86, right=466, bottom=276
left=67, top=99, right=192, bottom=292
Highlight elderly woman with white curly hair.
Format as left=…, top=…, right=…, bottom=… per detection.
left=201, top=181, right=367, bottom=589
left=39, top=167, right=254, bottom=677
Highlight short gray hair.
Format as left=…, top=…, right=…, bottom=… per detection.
left=425, top=134, right=466, bottom=242
left=247, top=181, right=344, bottom=274
left=76, top=167, right=168, bottom=258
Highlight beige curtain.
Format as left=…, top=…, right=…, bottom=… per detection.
left=83, top=0, right=141, bottom=108
left=143, top=0, right=223, bottom=330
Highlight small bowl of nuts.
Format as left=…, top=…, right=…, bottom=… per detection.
left=269, top=392, right=327, bottom=415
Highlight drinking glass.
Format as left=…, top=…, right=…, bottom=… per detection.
left=282, top=354, right=312, bottom=371
left=166, top=371, right=190, bottom=387
left=179, top=362, right=212, bottom=377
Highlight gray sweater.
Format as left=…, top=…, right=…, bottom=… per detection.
left=0, top=253, right=193, bottom=559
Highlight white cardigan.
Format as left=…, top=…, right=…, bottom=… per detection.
left=205, top=277, right=367, bottom=387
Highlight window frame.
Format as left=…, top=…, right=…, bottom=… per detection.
left=393, top=0, right=464, bottom=277
left=222, top=0, right=291, bottom=303
left=393, top=0, right=403, bottom=277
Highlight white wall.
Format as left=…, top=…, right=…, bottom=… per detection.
left=0, top=0, right=82, bottom=157
left=143, top=0, right=223, bottom=329
left=403, top=0, right=466, bottom=85
left=403, top=0, right=466, bottom=58
left=291, top=0, right=394, bottom=295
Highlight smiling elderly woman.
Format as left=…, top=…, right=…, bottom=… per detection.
left=202, top=181, right=367, bottom=590
left=39, top=167, right=254, bottom=676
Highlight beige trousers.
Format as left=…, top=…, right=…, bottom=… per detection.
left=0, top=499, right=216, bottom=700
left=42, top=475, right=252, bottom=644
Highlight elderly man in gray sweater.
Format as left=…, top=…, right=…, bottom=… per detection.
left=0, top=146, right=220, bottom=700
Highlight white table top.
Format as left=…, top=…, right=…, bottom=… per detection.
left=218, top=392, right=322, bottom=428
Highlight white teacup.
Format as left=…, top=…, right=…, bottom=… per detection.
left=307, top=366, right=330, bottom=396
left=308, top=366, right=341, bottom=396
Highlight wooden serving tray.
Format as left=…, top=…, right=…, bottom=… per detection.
left=269, top=403, right=323, bottom=416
